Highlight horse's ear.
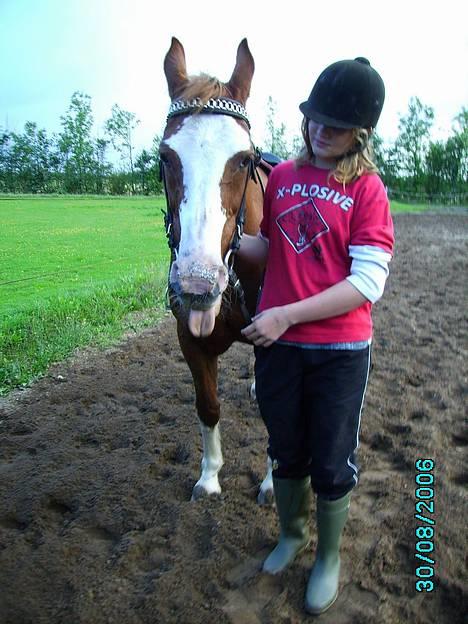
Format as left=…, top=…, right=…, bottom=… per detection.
left=226, top=39, right=255, bottom=104
left=164, top=37, right=189, bottom=100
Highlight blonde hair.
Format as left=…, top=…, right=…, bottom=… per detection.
left=295, top=117, right=379, bottom=184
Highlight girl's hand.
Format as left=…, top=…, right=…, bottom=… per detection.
left=241, top=307, right=292, bottom=347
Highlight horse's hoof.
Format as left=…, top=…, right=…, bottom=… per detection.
left=257, top=487, right=274, bottom=506
left=191, top=484, right=221, bottom=502
left=191, top=484, right=209, bottom=501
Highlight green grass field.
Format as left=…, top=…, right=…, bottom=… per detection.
left=0, top=195, right=168, bottom=315
left=0, top=195, right=170, bottom=394
left=0, top=194, right=439, bottom=395
left=389, top=200, right=430, bottom=213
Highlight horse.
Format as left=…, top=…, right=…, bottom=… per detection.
left=160, top=37, right=274, bottom=503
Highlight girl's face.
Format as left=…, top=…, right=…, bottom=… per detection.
left=308, top=120, right=355, bottom=168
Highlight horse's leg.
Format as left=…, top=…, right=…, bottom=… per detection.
left=177, top=324, right=223, bottom=501
left=194, top=421, right=223, bottom=500
left=248, top=381, right=274, bottom=504
left=258, top=455, right=274, bottom=505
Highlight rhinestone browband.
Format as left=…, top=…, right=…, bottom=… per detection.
left=167, top=98, right=250, bottom=128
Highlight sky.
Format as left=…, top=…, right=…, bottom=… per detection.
left=1, top=0, right=467, bottom=157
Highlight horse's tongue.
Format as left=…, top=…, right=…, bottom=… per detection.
left=188, top=308, right=216, bottom=338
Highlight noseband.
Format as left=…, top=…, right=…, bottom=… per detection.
left=159, top=97, right=264, bottom=324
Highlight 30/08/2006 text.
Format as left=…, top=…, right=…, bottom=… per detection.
left=414, top=458, right=436, bottom=592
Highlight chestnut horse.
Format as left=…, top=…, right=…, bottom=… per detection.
left=160, top=37, right=273, bottom=503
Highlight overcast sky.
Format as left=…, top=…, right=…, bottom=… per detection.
left=1, top=0, right=467, bottom=155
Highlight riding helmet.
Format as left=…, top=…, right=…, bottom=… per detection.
left=299, top=57, right=385, bottom=129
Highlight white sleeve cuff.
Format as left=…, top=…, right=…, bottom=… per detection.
left=346, top=245, right=392, bottom=303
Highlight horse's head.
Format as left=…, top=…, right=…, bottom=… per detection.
left=160, top=37, right=257, bottom=338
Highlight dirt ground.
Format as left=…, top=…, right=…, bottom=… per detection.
left=0, top=213, right=467, bottom=624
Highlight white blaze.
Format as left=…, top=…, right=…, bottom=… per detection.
left=164, top=114, right=251, bottom=267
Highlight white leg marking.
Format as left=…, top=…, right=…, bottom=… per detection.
left=249, top=380, right=256, bottom=401
left=192, top=422, right=224, bottom=500
left=257, top=455, right=274, bottom=505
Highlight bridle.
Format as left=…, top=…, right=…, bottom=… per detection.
left=159, top=97, right=265, bottom=324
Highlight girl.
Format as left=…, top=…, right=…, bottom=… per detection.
left=239, top=57, right=394, bottom=614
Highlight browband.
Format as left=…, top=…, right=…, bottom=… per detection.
left=167, top=97, right=250, bottom=128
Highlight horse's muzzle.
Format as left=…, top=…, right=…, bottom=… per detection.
left=170, top=260, right=227, bottom=308
left=175, top=288, right=221, bottom=312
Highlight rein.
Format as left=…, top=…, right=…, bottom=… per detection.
left=160, top=97, right=265, bottom=325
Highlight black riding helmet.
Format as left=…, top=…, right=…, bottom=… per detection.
left=299, top=57, right=385, bottom=129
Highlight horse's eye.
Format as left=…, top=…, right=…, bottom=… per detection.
left=239, top=155, right=251, bottom=169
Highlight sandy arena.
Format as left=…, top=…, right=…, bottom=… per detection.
left=0, top=212, right=467, bottom=624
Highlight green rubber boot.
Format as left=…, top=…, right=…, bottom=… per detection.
left=305, top=492, right=351, bottom=615
left=263, top=477, right=311, bottom=574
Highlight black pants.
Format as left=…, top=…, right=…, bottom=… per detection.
left=255, top=343, right=371, bottom=500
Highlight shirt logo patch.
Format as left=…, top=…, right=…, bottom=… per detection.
left=276, top=198, right=329, bottom=253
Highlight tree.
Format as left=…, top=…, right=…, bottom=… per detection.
left=453, top=107, right=468, bottom=135
left=0, top=130, right=13, bottom=191
left=24, top=122, right=53, bottom=192
left=370, top=131, right=385, bottom=171
left=425, top=140, right=449, bottom=196
left=392, top=97, right=434, bottom=189
left=94, top=138, right=112, bottom=194
left=0, top=123, right=54, bottom=193
left=371, top=131, right=400, bottom=191
left=425, top=108, right=468, bottom=201
left=105, top=104, right=140, bottom=193
left=59, top=92, right=96, bottom=193
left=450, top=107, right=468, bottom=186
left=151, top=133, right=162, bottom=157
left=264, top=96, right=291, bottom=160
left=135, top=149, right=153, bottom=195
left=135, top=133, right=164, bottom=195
